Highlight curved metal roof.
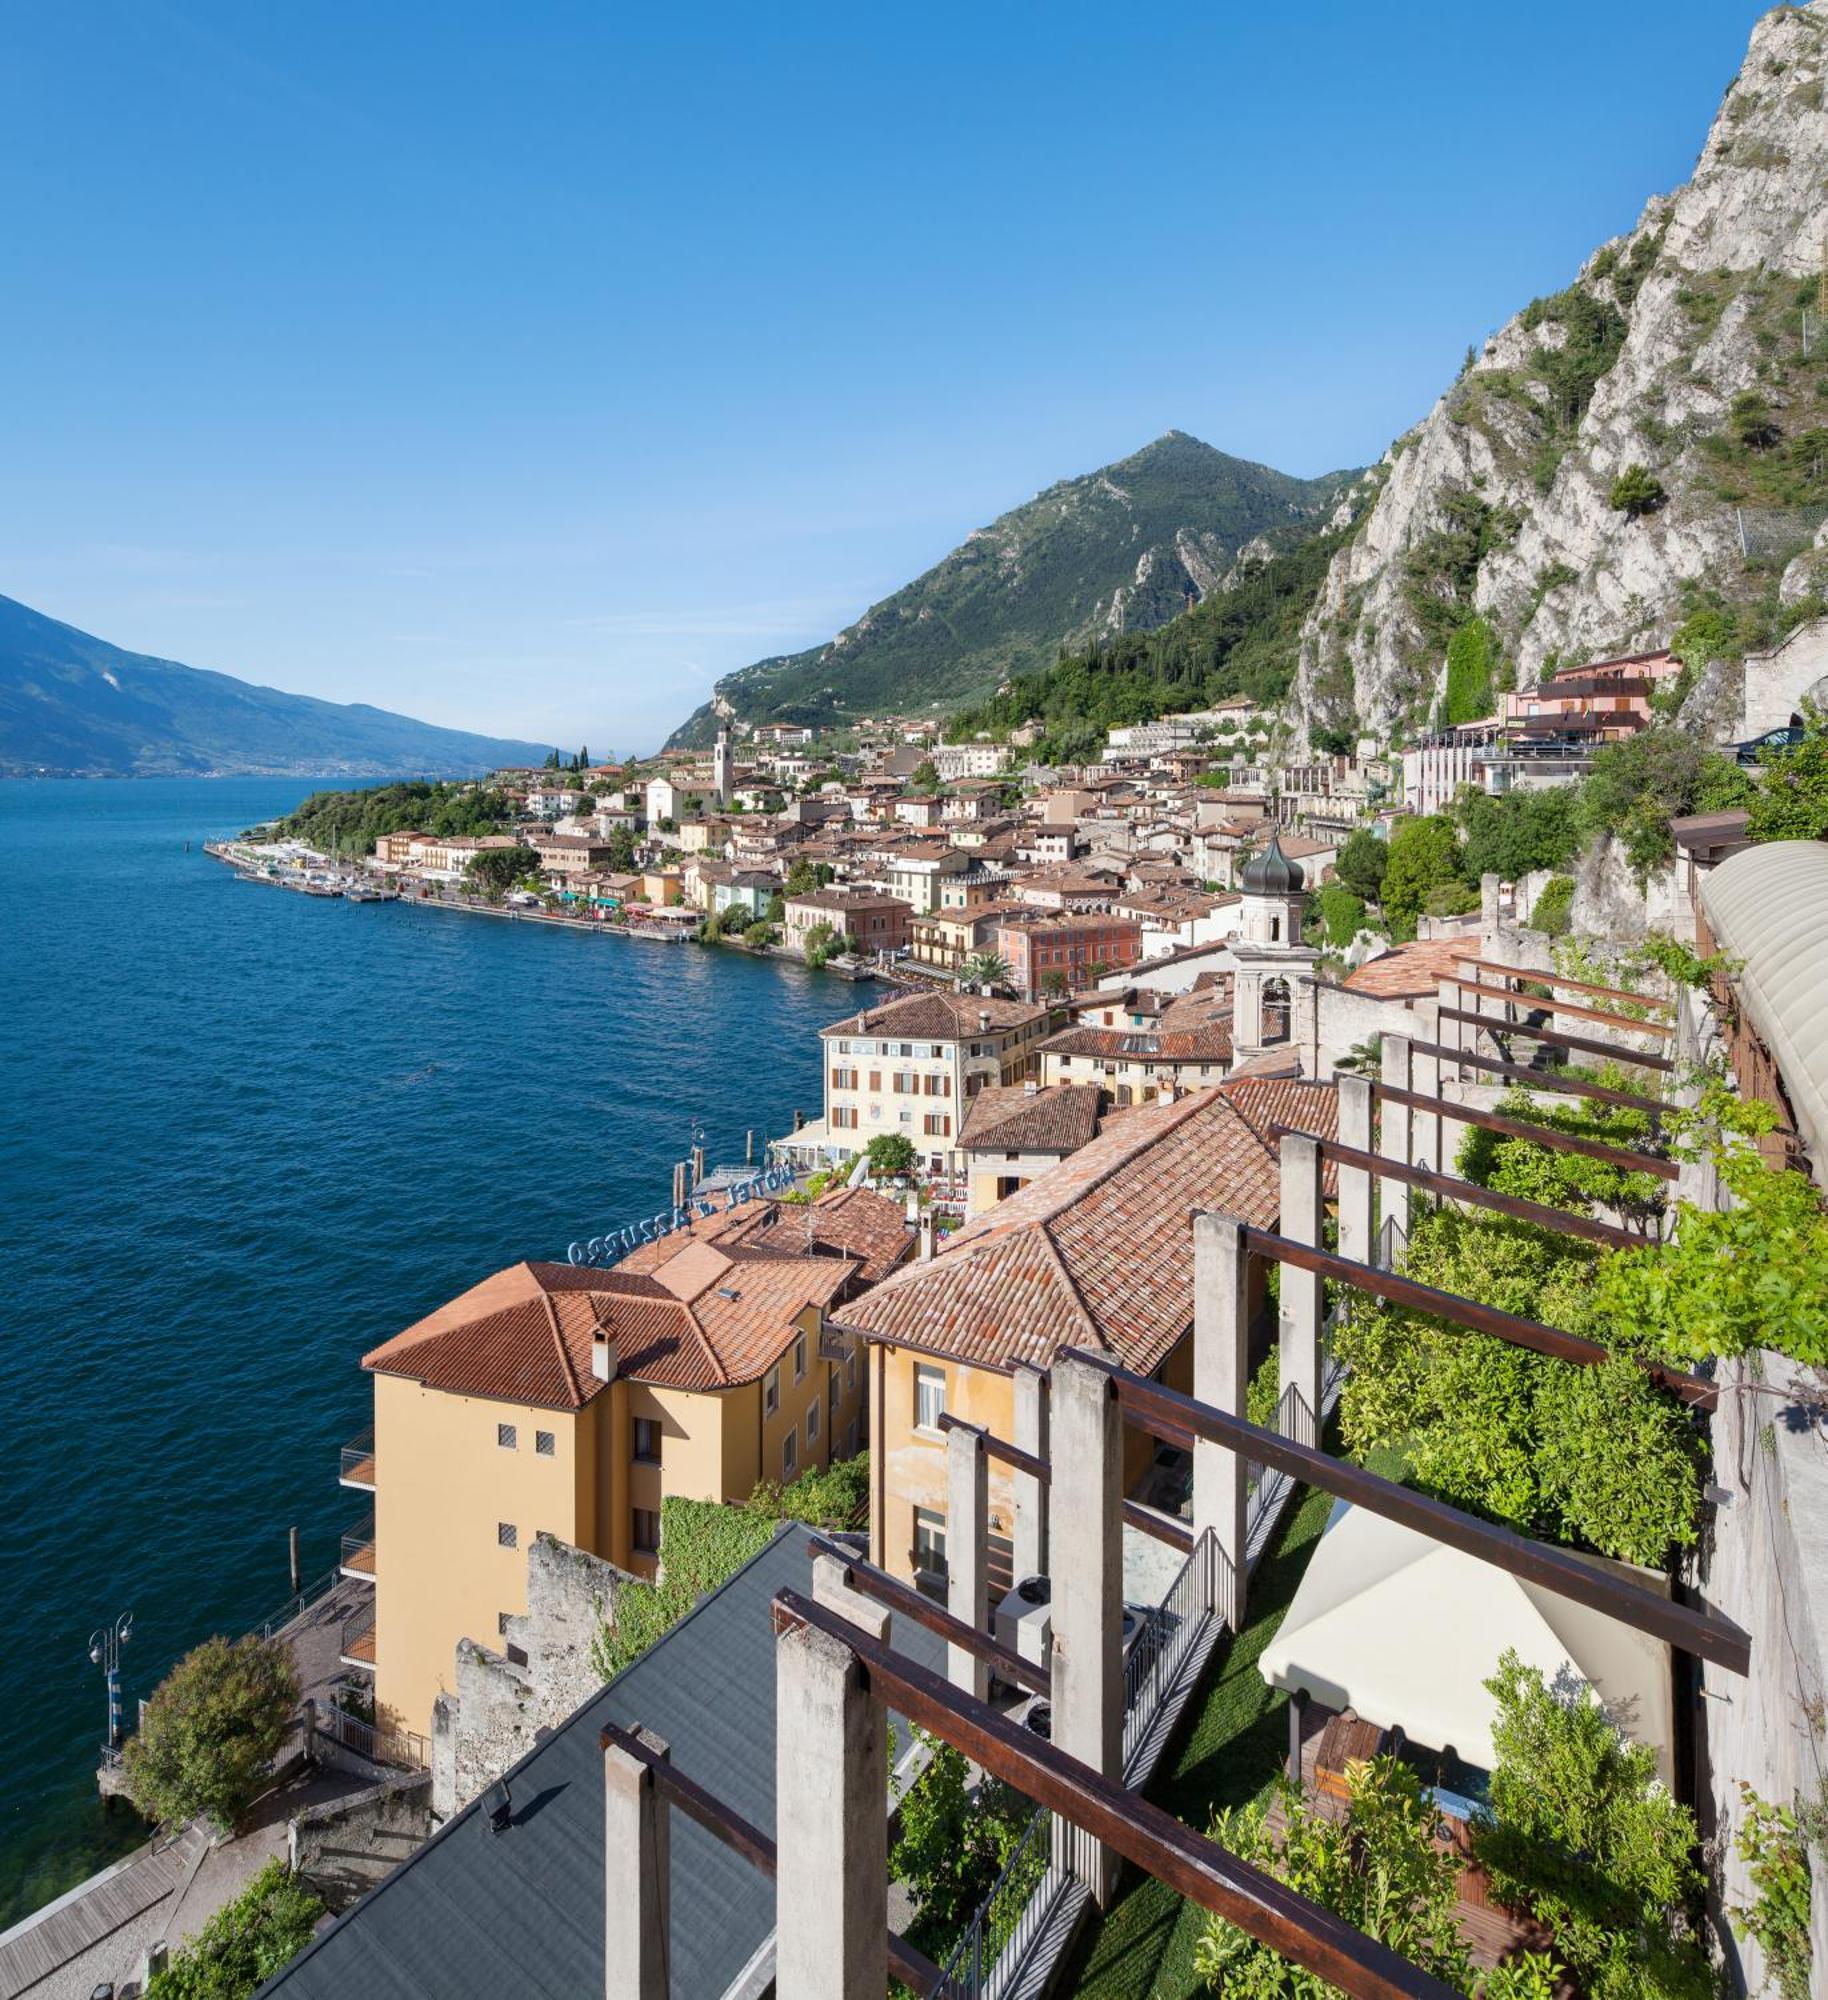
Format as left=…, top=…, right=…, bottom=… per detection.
left=1698, top=839, right=1828, bottom=1171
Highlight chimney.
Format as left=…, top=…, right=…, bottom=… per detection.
left=1024, top=1079, right=1038, bottom=1097
left=918, top=1210, right=936, bottom=1262
left=904, top=1190, right=920, bottom=1225
left=591, top=1337, right=619, bottom=1384
left=979, top=1010, right=990, bottom=1034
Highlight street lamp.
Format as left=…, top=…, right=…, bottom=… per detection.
left=88, top=1611, right=133, bottom=1752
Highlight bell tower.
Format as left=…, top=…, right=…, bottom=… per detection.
left=712, top=726, right=733, bottom=807
left=1229, top=831, right=1317, bottom=1065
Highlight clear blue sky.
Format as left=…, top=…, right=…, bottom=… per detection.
left=0, top=0, right=1768, bottom=753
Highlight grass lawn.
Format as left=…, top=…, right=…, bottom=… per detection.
left=1060, top=1480, right=1336, bottom=1999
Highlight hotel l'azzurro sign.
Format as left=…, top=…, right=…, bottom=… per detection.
left=567, top=1162, right=799, bottom=1269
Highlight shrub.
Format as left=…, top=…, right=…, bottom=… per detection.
left=1730, top=1785, right=1813, bottom=2000
left=1443, top=616, right=1501, bottom=724
left=1529, top=873, right=1575, bottom=935
left=1194, top=1756, right=1471, bottom=1992
left=866, top=1133, right=917, bottom=1179
left=890, top=1735, right=1035, bottom=1942
left=1747, top=704, right=1828, bottom=842
left=1473, top=1652, right=1712, bottom=2000
left=1422, top=879, right=1480, bottom=919
left=148, top=1859, right=323, bottom=2000
left=1333, top=827, right=1389, bottom=905
left=1380, top=814, right=1468, bottom=937
left=124, top=1636, right=298, bottom=1833
left=1609, top=464, right=1668, bottom=518
left=1310, top=882, right=1367, bottom=947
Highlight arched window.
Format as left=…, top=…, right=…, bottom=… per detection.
left=1262, top=976, right=1292, bottom=1045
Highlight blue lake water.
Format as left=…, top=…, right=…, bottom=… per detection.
left=0, top=777, right=848, bottom=1922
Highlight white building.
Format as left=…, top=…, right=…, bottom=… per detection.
left=932, top=741, right=1011, bottom=781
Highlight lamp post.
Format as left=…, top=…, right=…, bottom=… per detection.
left=89, top=1611, right=133, bottom=1753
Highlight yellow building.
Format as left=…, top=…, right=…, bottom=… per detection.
left=348, top=1187, right=911, bottom=1751
left=837, top=1077, right=1337, bottom=1595
left=956, top=1081, right=1104, bottom=1216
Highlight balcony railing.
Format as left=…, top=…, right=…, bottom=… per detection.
left=339, top=1426, right=376, bottom=1490
left=339, top=1595, right=377, bottom=1670
left=340, top=1511, right=376, bottom=1581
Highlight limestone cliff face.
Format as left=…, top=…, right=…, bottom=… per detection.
left=1295, top=0, right=1828, bottom=746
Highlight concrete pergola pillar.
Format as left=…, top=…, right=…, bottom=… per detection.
left=1277, top=1134, right=1325, bottom=1447
left=946, top=1422, right=990, bottom=1700
left=1378, top=1034, right=1413, bottom=1266
left=1011, top=1364, right=1049, bottom=1581
left=1412, top=1028, right=1443, bottom=1180
left=775, top=1619, right=889, bottom=2000
left=1192, top=1211, right=1250, bottom=1633
left=1048, top=1352, right=1124, bottom=1906
left=1336, top=1072, right=1375, bottom=1269
left=603, top=1727, right=670, bottom=2000
left=1437, top=976, right=1464, bottom=1079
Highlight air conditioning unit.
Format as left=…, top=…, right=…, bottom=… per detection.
left=993, top=1574, right=1053, bottom=1672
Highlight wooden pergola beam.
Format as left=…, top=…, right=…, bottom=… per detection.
left=1439, top=1004, right=1676, bottom=1074
left=1374, top=1078, right=1678, bottom=1179
left=1446, top=974, right=1674, bottom=1039
left=1058, top=1352, right=1746, bottom=1672
left=1454, top=955, right=1673, bottom=1015
left=769, top=1589, right=1463, bottom=2000
left=1407, top=1038, right=1669, bottom=1116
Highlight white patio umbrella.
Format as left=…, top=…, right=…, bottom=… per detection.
left=1259, top=1501, right=1674, bottom=1784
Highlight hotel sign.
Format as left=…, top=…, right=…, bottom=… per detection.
left=567, top=1161, right=798, bottom=1269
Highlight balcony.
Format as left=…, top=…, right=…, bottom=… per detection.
left=339, top=1595, right=376, bottom=1671
left=338, top=1426, right=376, bottom=1491
left=340, top=1511, right=376, bottom=1582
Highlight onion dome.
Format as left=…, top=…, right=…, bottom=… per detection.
left=1240, top=831, right=1305, bottom=896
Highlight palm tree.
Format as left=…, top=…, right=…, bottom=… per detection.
left=960, top=951, right=1011, bottom=994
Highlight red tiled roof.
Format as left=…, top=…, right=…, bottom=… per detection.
left=1341, top=937, right=1473, bottom=999
left=958, top=1083, right=1105, bottom=1155
left=836, top=1077, right=1338, bottom=1374
left=820, top=991, right=1050, bottom=1039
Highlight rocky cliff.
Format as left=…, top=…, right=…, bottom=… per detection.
left=1295, top=0, right=1828, bottom=747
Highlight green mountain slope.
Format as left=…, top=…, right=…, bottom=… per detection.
left=0, top=593, right=554, bottom=778
left=665, top=431, right=1356, bottom=746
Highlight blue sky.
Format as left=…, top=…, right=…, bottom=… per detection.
left=0, top=1, right=1768, bottom=753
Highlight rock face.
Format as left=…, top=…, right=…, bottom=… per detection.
left=665, top=431, right=1357, bottom=747
left=1295, top=0, right=1828, bottom=747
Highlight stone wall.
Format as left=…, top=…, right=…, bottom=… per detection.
left=290, top=1770, right=434, bottom=1910
left=431, top=1534, right=632, bottom=1819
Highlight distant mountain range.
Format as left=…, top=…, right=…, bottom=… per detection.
left=665, top=431, right=1357, bottom=747
left=0, top=594, right=553, bottom=778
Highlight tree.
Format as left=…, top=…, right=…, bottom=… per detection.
left=1576, top=726, right=1751, bottom=879
left=1729, top=389, right=1781, bottom=452
left=605, top=826, right=638, bottom=872
left=148, top=1859, right=323, bottom=1999
left=802, top=919, right=838, bottom=968
left=742, top=919, right=772, bottom=948
left=1455, top=786, right=1580, bottom=884
left=1747, top=705, right=1828, bottom=842
left=888, top=1735, right=1035, bottom=1942
left=1380, top=815, right=1467, bottom=938
left=1333, top=828, right=1389, bottom=906
left=1608, top=464, right=1667, bottom=518
left=465, top=845, right=532, bottom=893
left=1194, top=1756, right=1472, bottom=1994
left=1310, top=882, right=1367, bottom=947
left=1040, top=969, right=1070, bottom=998
left=1473, top=1652, right=1712, bottom=2000
left=124, top=1636, right=298, bottom=1833
left=960, top=951, right=1011, bottom=992
left=866, top=1133, right=917, bottom=1180
left=909, top=758, right=941, bottom=792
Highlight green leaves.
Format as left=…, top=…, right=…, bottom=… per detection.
left=1730, top=1785, right=1814, bottom=2000
left=123, top=1635, right=298, bottom=1835
left=147, top=1859, right=323, bottom=1999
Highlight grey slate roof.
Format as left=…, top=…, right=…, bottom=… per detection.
left=260, top=1525, right=942, bottom=2000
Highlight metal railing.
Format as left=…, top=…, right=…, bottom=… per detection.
left=316, top=1702, right=427, bottom=1770
left=340, top=1595, right=376, bottom=1665
left=339, top=1426, right=376, bottom=1485
left=245, top=1568, right=341, bottom=1644
left=340, top=1512, right=376, bottom=1576
left=934, top=1795, right=1053, bottom=1999
left=1122, top=1528, right=1218, bottom=1769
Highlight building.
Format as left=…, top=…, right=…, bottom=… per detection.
left=956, top=1080, right=1103, bottom=1215
left=349, top=1189, right=910, bottom=1748
left=644, top=775, right=678, bottom=826
left=868, top=842, right=972, bottom=915
left=532, top=833, right=618, bottom=879
left=908, top=897, right=1030, bottom=976
left=838, top=1076, right=1338, bottom=1592
left=1226, top=833, right=1319, bottom=1064
left=932, top=740, right=1011, bottom=780
left=993, top=912, right=1144, bottom=1001
left=782, top=887, right=912, bottom=959
left=1037, top=976, right=1237, bottom=1104
left=790, top=990, right=1058, bottom=1175
left=712, top=726, right=733, bottom=806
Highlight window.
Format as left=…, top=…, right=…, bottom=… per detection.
left=893, top=1070, right=917, bottom=1094
left=633, top=1416, right=661, bottom=1464
left=782, top=1428, right=798, bottom=1478
left=914, top=1364, right=946, bottom=1435
left=496, top=1423, right=517, bottom=1450
left=497, top=1522, right=518, bottom=1549
left=536, top=1430, right=555, bottom=1456
left=807, top=1399, right=820, bottom=1444
left=913, top=1507, right=947, bottom=1587
left=832, top=1105, right=859, bottom=1131
left=764, top=1365, right=779, bottom=1416
left=922, top=1113, right=951, bottom=1137
left=632, top=1508, right=661, bottom=1555
left=793, top=1333, right=807, bottom=1382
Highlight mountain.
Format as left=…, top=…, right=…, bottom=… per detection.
left=1295, top=0, right=1828, bottom=748
left=0, top=594, right=554, bottom=778
left=665, top=431, right=1358, bottom=747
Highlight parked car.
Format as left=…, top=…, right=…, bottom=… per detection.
left=1733, top=723, right=1806, bottom=766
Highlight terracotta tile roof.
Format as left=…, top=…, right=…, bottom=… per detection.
left=1043, top=983, right=1235, bottom=1062
left=958, top=1083, right=1105, bottom=1155
left=836, top=1077, right=1338, bottom=1374
left=1341, top=937, right=1473, bottom=999
left=363, top=1204, right=876, bottom=1402
left=820, top=990, right=1050, bottom=1039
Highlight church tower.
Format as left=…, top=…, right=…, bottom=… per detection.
left=712, top=726, right=733, bottom=806
left=1229, top=831, right=1318, bottom=1065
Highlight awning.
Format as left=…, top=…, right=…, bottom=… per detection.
left=1259, top=1502, right=1673, bottom=1782
left=1699, top=839, right=1828, bottom=1175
